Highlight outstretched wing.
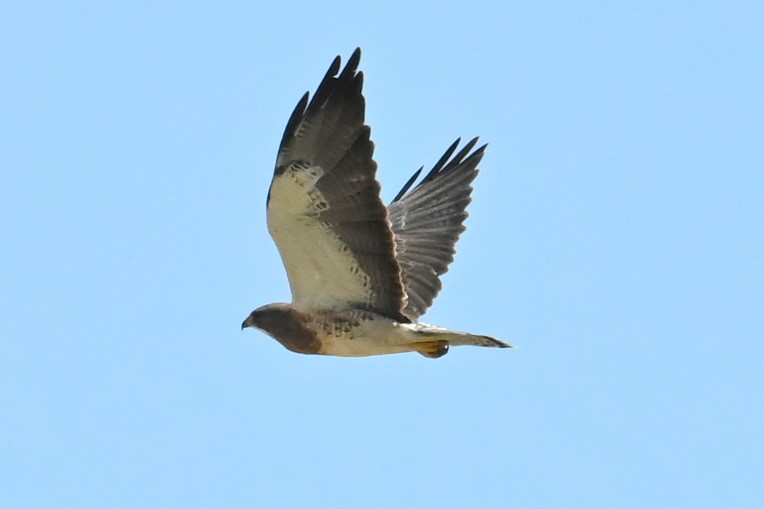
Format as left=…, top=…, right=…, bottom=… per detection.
left=266, top=48, right=408, bottom=322
left=387, top=138, right=486, bottom=320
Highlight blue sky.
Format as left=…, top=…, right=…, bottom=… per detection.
left=2, top=1, right=762, bottom=507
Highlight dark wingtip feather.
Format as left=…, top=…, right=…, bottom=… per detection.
left=394, top=137, right=486, bottom=201
left=281, top=92, right=310, bottom=145
left=441, top=137, right=480, bottom=174
left=279, top=53, right=344, bottom=148
left=305, top=49, right=363, bottom=119
left=427, top=138, right=461, bottom=178
left=347, top=47, right=362, bottom=73
left=327, top=54, right=342, bottom=78
left=309, top=54, right=346, bottom=113
left=463, top=141, right=488, bottom=169
left=276, top=49, right=367, bottom=172
left=392, top=166, right=423, bottom=203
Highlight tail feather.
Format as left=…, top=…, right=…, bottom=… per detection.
left=439, top=331, right=513, bottom=349
left=406, top=322, right=513, bottom=350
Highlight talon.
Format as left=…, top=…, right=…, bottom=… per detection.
left=417, top=341, right=449, bottom=358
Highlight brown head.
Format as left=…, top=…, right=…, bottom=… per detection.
left=241, top=303, right=321, bottom=354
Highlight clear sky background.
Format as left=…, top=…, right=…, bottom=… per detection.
left=2, top=1, right=762, bottom=508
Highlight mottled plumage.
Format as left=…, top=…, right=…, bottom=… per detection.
left=242, top=48, right=511, bottom=358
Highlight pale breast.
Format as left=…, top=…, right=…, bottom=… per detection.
left=306, top=310, right=418, bottom=357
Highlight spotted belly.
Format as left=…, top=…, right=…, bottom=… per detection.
left=308, top=310, right=419, bottom=357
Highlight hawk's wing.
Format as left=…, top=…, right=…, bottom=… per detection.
left=266, top=48, right=408, bottom=322
left=387, top=138, right=486, bottom=321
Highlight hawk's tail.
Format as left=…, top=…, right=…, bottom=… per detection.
left=406, top=323, right=513, bottom=358
left=445, top=332, right=512, bottom=349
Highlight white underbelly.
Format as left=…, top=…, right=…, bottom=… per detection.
left=316, top=317, right=419, bottom=357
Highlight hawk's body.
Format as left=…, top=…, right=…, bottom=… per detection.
left=242, top=49, right=511, bottom=358
left=248, top=303, right=506, bottom=358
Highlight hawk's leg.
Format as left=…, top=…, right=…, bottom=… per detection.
left=417, top=341, right=449, bottom=359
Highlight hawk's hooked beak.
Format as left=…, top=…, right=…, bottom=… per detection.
left=241, top=316, right=253, bottom=330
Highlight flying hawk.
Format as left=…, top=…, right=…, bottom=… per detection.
left=242, top=48, right=511, bottom=358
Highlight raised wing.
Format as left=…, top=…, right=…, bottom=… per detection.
left=266, top=48, right=408, bottom=322
left=388, top=138, right=486, bottom=320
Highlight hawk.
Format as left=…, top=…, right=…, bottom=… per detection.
left=242, top=48, right=511, bottom=358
